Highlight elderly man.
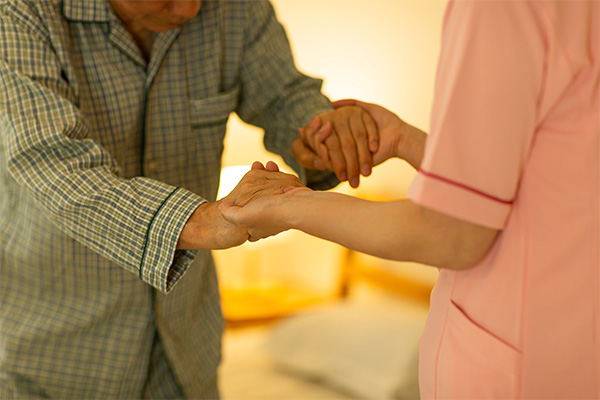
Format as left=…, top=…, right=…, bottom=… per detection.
left=0, top=0, right=374, bottom=398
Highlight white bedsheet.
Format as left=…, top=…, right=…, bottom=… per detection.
left=220, top=326, right=355, bottom=399
left=219, top=292, right=428, bottom=400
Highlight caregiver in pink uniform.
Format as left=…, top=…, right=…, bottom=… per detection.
left=221, top=1, right=600, bottom=398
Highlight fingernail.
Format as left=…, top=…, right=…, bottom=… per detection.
left=339, top=172, right=347, bottom=181
left=361, top=164, right=372, bottom=177
left=370, top=140, right=379, bottom=152
left=350, top=177, right=359, bottom=188
left=314, top=159, right=325, bottom=169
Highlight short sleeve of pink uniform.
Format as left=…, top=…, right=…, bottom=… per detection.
left=411, top=1, right=600, bottom=398
left=408, top=1, right=544, bottom=229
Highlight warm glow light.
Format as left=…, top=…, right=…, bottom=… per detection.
left=217, top=164, right=295, bottom=200
left=217, top=165, right=252, bottom=200
left=214, top=164, right=347, bottom=323
left=222, top=0, right=448, bottom=199
left=214, top=164, right=346, bottom=299
left=215, top=1, right=448, bottom=323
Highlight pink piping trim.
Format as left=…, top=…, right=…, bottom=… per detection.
left=418, top=169, right=514, bottom=205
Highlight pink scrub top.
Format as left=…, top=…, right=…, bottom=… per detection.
left=408, top=1, right=600, bottom=398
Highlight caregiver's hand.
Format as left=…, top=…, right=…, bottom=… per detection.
left=292, top=105, right=379, bottom=188
left=177, top=161, right=304, bottom=249
left=220, top=168, right=312, bottom=242
left=308, top=99, right=427, bottom=171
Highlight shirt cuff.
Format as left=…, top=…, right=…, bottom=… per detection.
left=408, top=170, right=512, bottom=230
left=139, top=187, right=205, bottom=293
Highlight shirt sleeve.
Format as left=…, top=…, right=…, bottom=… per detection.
left=235, top=0, right=339, bottom=190
left=0, top=3, right=203, bottom=293
left=408, top=1, right=545, bottom=229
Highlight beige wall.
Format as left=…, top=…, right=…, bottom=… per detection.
left=215, top=1, right=448, bottom=301
left=222, top=0, right=448, bottom=198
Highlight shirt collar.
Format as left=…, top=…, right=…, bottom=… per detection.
left=62, top=0, right=112, bottom=23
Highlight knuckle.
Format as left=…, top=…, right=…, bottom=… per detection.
left=334, top=109, right=347, bottom=121
left=340, top=138, right=356, bottom=151
left=326, top=138, right=341, bottom=151
left=354, top=128, right=367, bottom=140
left=360, top=152, right=373, bottom=164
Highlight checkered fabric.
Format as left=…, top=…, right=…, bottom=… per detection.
left=0, top=0, right=336, bottom=398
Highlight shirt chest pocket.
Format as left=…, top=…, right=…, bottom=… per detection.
left=189, top=85, right=240, bottom=170
left=190, top=85, right=240, bottom=130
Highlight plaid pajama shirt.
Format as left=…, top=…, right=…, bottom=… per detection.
left=0, top=0, right=336, bottom=398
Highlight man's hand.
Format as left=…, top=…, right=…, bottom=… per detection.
left=292, top=105, right=379, bottom=188
left=313, top=99, right=428, bottom=171
left=176, top=161, right=305, bottom=249
left=220, top=186, right=311, bottom=242
left=176, top=200, right=249, bottom=250
left=223, top=161, right=304, bottom=207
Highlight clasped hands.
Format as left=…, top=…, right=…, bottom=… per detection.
left=177, top=100, right=420, bottom=249
left=218, top=100, right=416, bottom=243
left=177, top=160, right=305, bottom=250
left=219, top=160, right=309, bottom=243
left=216, top=101, right=386, bottom=243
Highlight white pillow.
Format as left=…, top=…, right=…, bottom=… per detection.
left=263, top=301, right=426, bottom=400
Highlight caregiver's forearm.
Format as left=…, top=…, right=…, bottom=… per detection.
left=289, top=191, right=498, bottom=270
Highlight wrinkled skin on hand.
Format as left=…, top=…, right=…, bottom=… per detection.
left=177, top=161, right=305, bottom=250
left=222, top=161, right=304, bottom=207
left=301, top=99, right=426, bottom=172
left=217, top=161, right=306, bottom=243
left=220, top=174, right=311, bottom=242
left=292, top=105, right=379, bottom=188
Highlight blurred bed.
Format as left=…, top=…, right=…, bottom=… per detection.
left=217, top=250, right=438, bottom=400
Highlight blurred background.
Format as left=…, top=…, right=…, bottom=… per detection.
left=215, top=1, right=448, bottom=398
